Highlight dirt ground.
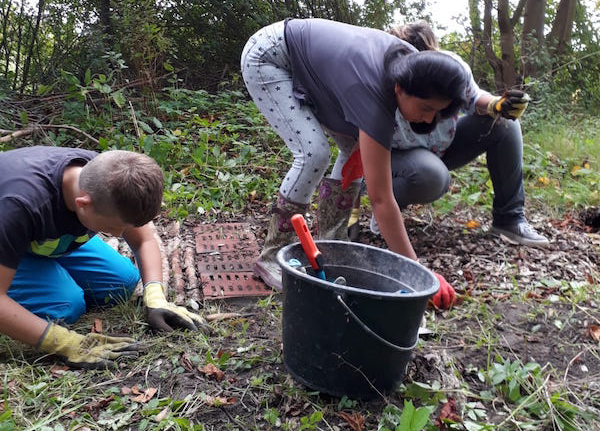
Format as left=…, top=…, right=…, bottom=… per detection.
left=108, top=203, right=600, bottom=429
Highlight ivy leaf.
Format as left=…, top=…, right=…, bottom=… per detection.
left=112, top=91, right=126, bottom=108
left=396, top=400, right=430, bottom=431
left=138, top=120, right=154, bottom=134
left=84, top=68, right=92, bottom=86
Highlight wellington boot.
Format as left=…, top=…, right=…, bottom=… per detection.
left=347, top=191, right=362, bottom=242
left=254, top=193, right=308, bottom=290
left=316, top=178, right=360, bottom=240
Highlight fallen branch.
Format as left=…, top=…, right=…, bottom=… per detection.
left=0, top=128, right=34, bottom=142
left=0, top=124, right=99, bottom=144
left=205, top=312, right=252, bottom=322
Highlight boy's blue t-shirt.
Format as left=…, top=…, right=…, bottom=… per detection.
left=0, top=146, right=97, bottom=269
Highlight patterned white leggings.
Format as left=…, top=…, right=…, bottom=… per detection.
left=240, top=21, right=356, bottom=205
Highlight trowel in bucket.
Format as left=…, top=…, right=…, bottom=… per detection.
left=290, top=214, right=326, bottom=280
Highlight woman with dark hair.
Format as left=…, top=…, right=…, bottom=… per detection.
left=241, top=18, right=464, bottom=308
left=371, top=22, right=549, bottom=249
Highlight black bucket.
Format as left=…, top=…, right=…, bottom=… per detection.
left=277, top=240, right=439, bottom=399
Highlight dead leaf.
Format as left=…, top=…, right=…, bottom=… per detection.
left=180, top=353, right=195, bottom=373
left=84, top=395, right=114, bottom=420
left=491, top=292, right=510, bottom=301
left=198, top=363, right=225, bottom=381
left=462, top=269, right=474, bottom=282
left=435, top=397, right=461, bottom=429
left=155, top=406, right=170, bottom=422
left=585, top=324, right=600, bottom=342
left=338, top=411, right=365, bottom=431
left=285, top=401, right=309, bottom=417
left=130, top=387, right=158, bottom=403
left=204, top=395, right=236, bottom=406
left=120, top=386, right=132, bottom=395
left=217, top=349, right=232, bottom=359
left=92, top=318, right=102, bottom=334
left=50, top=365, right=69, bottom=377
left=465, top=219, right=480, bottom=229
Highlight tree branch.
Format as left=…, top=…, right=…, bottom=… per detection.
left=0, top=124, right=99, bottom=144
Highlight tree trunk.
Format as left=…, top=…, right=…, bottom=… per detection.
left=547, top=0, right=577, bottom=55
left=11, top=0, right=24, bottom=90
left=522, top=0, right=546, bottom=78
left=19, top=0, right=45, bottom=95
left=497, top=0, right=516, bottom=88
left=482, top=0, right=503, bottom=90
left=468, top=0, right=482, bottom=72
left=1, top=0, right=12, bottom=79
left=511, top=0, right=528, bottom=26
left=96, top=0, right=113, bottom=41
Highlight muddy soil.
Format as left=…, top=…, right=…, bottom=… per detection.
left=108, top=203, right=600, bottom=429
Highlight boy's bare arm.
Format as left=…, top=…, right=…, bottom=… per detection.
left=0, top=264, right=52, bottom=345
left=124, top=222, right=212, bottom=333
left=122, top=222, right=163, bottom=284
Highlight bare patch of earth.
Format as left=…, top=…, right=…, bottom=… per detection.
left=95, top=204, right=600, bottom=429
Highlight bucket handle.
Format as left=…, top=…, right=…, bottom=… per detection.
left=336, top=295, right=419, bottom=352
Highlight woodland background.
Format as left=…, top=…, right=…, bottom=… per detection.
left=0, top=1, right=599, bottom=430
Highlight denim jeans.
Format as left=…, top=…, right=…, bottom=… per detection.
left=390, top=114, right=526, bottom=225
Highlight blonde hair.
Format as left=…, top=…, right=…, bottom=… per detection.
left=79, top=150, right=164, bottom=226
left=388, top=21, right=439, bottom=51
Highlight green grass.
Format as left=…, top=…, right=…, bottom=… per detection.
left=0, top=87, right=599, bottom=430
left=1, top=288, right=599, bottom=430
left=431, top=111, right=600, bottom=219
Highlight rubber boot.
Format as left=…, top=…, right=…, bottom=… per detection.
left=254, top=193, right=308, bottom=291
left=316, top=178, right=361, bottom=240
left=347, top=196, right=360, bottom=242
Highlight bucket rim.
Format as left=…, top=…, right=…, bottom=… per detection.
left=277, top=240, right=440, bottom=299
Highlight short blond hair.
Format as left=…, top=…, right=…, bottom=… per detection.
left=388, top=21, right=439, bottom=52
left=79, top=150, right=164, bottom=226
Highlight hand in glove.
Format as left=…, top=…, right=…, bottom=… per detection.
left=38, top=323, right=142, bottom=369
left=143, top=282, right=212, bottom=333
left=431, top=272, right=456, bottom=310
left=487, top=90, right=530, bottom=120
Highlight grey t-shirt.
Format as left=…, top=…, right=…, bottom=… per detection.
left=0, top=146, right=97, bottom=269
left=284, top=18, right=416, bottom=148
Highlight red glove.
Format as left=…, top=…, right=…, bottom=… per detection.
left=341, top=148, right=363, bottom=191
left=431, top=272, right=456, bottom=310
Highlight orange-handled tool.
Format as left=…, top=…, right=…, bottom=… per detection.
left=291, top=214, right=326, bottom=280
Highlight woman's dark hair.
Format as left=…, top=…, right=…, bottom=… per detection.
left=388, top=21, right=439, bottom=51
left=384, top=46, right=467, bottom=119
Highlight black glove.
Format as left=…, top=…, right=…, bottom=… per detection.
left=143, top=282, right=212, bottom=334
left=487, top=90, right=530, bottom=120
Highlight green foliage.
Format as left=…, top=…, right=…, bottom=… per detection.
left=487, top=358, right=542, bottom=404
left=378, top=401, right=434, bottom=431
left=297, top=410, right=323, bottom=430
left=482, top=356, right=596, bottom=429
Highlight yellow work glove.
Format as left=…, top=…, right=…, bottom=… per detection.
left=487, top=89, right=531, bottom=120
left=38, top=323, right=142, bottom=369
left=143, top=282, right=211, bottom=333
